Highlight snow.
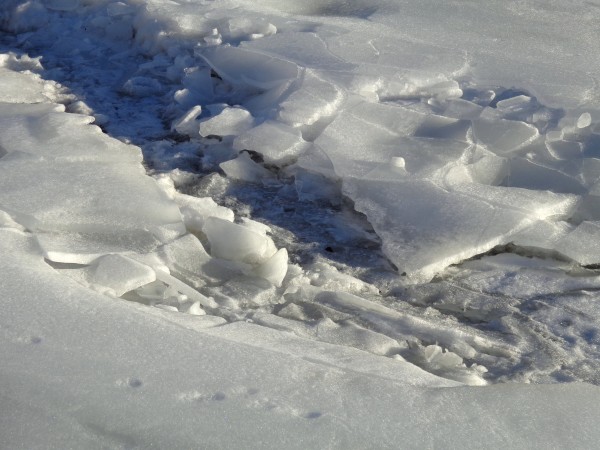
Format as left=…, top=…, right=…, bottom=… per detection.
left=3, top=0, right=600, bottom=446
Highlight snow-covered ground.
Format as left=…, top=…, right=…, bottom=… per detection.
left=2, top=0, right=600, bottom=447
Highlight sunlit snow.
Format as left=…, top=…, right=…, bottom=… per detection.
left=2, top=0, right=600, bottom=447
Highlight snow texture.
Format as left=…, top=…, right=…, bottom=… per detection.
left=3, top=0, right=600, bottom=447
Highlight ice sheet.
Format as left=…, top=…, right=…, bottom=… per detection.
left=4, top=0, right=600, bottom=443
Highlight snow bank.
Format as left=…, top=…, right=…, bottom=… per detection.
left=3, top=227, right=600, bottom=449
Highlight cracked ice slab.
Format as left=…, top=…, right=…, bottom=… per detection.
left=0, top=96, right=183, bottom=264
left=344, top=177, right=578, bottom=283
left=198, top=46, right=299, bottom=90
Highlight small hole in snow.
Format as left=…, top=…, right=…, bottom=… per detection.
left=212, top=392, right=226, bottom=401
left=128, top=378, right=143, bottom=388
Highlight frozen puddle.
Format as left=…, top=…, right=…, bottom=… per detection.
left=3, top=0, right=600, bottom=394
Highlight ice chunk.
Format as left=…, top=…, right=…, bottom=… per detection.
left=0, top=69, right=58, bottom=103
left=226, top=17, right=276, bottom=40
left=306, top=262, right=378, bottom=296
left=176, top=67, right=215, bottom=107
left=577, top=112, right=592, bottom=129
left=450, top=183, right=578, bottom=220
left=0, top=209, right=25, bottom=231
left=198, top=46, right=299, bottom=90
left=316, top=111, right=471, bottom=178
left=171, top=105, right=202, bottom=136
left=241, top=32, right=354, bottom=72
left=233, top=120, right=309, bottom=165
left=0, top=106, right=142, bottom=163
left=251, top=248, right=288, bottom=286
left=202, top=217, right=276, bottom=264
left=277, top=70, right=344, bottom=127
left=511, top=220, right=573, bottom=252
left=326, top=30, right=466, bottom=74
left=220, top=152, right=274, bottom=183
left=495, top=95, right=536, bottom=119
left=507, top=158, right=584, bottom=194
left=186, top=301, right=206, bottom=316
left=85, top=254, right=156, bottom=297
left=344, top=177, right=576, bottom=282
left=155, top=268, right=218, bottom=309
left=158, top=233, right=212, bottom=278
left=0, top=158, right=180, bottom=233
left=442, top=99, right=483, bottom=120
left=0, top=101, right=184, bottom=267
left=158, top=234, right=245, bottom=285
left=472, top=117, right=539, bottom=155
left=3, top=1, right=49, bottom=32
left=121, top=77, right=162, bottom=97
left=546, top=139, right=583, bottom=160
left=416, top=344, right=487, bottom=386
left=554, top=221, right=600, bottom=266
left=199, top=106, right=254, bottom=138
left=173, top=193, right=233, bottom=234
left=37, top=231, right=163, bottom=265
left=313, top=318, right=402, bottom=357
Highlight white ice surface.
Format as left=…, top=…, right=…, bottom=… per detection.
left=3, top=0, right=600, bottom=446
left=5, top=229, right=600, bottom=449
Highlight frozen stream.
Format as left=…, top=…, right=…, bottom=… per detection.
left=2, top=0, right=600, bottom=387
